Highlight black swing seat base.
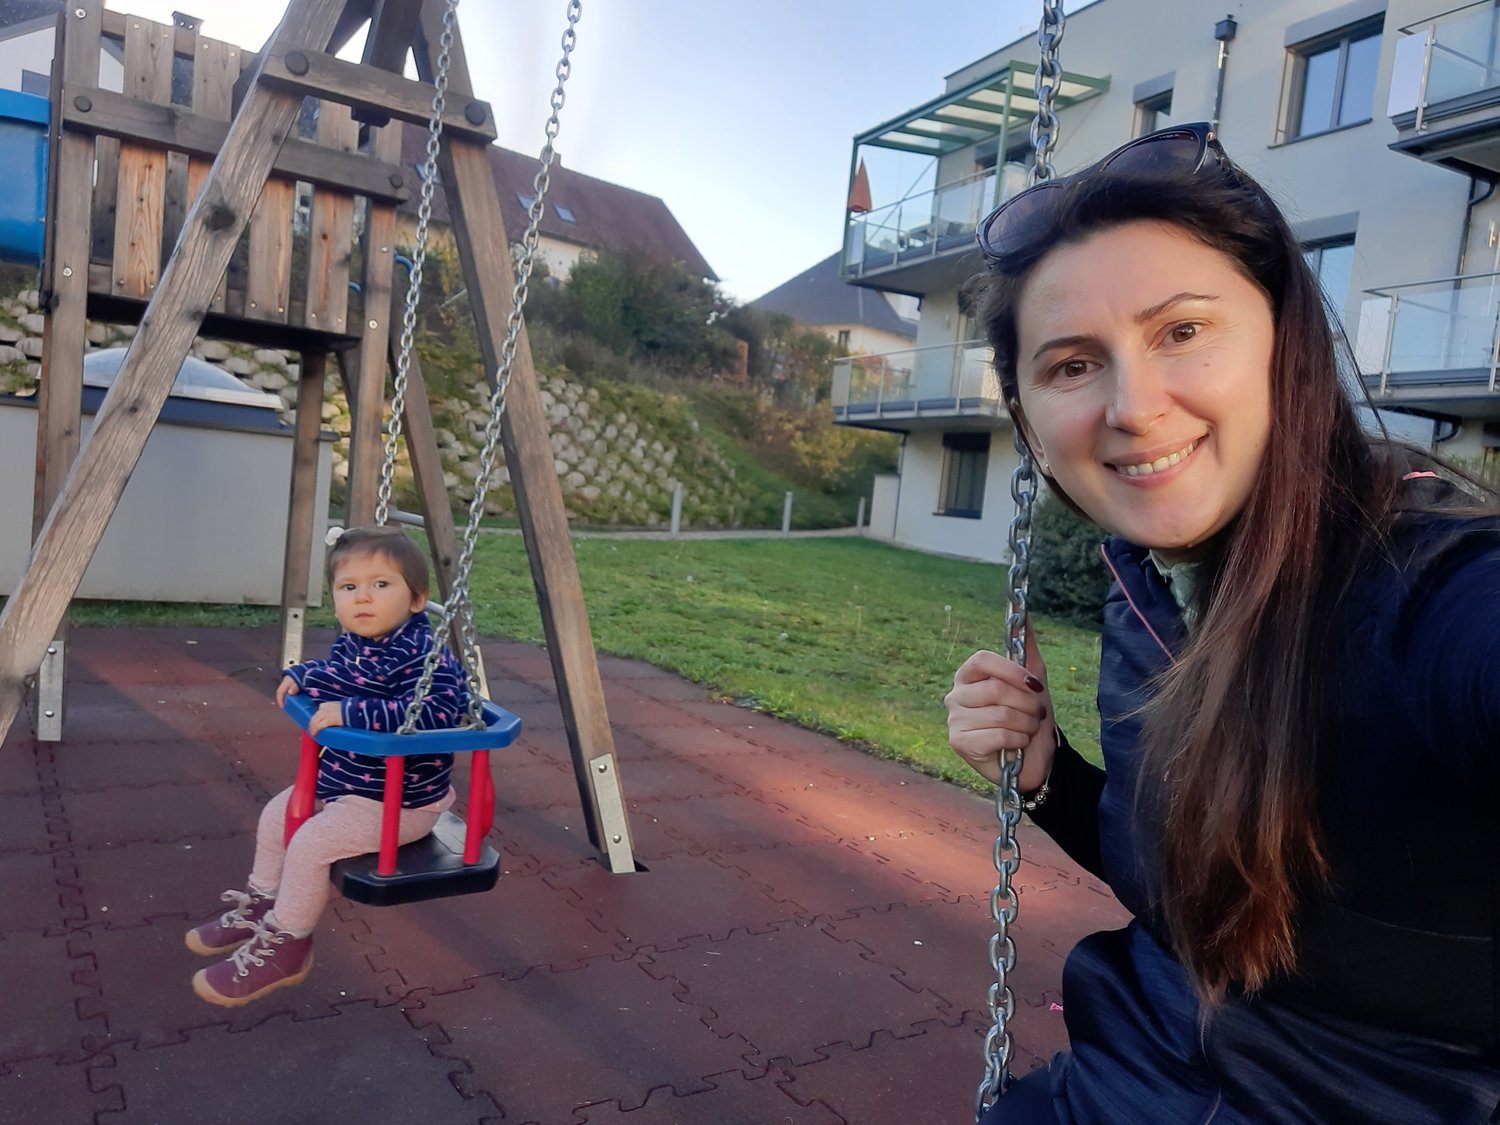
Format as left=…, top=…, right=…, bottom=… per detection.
left=333, top=811, right=500, bottom=906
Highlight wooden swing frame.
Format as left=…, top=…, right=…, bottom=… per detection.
left=0, top=0, right=636, bottom=875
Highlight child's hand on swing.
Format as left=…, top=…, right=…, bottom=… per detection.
left=308, top=702, right=344, bottom=735
left=275, top=675, right=299, bottom=707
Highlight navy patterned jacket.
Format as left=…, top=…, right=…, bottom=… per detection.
left=286, top=612, right=469, bottom=808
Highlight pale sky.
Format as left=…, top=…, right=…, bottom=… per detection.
left=108, top=0, right=1060, bottom=302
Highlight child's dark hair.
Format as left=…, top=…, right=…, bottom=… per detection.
left=325, top=526, right=430, bottom=598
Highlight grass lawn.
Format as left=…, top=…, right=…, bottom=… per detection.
left=72, top=535, right=1102, bottom=791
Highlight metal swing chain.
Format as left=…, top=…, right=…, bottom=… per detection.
left=399, top=0, right=583, bottom=734
left=374, top=0, right=460, bottom=528
left=976, top=0, right=1065, bottom=1118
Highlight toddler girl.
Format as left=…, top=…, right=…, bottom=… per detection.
left=187, top=526, right=469, bottom=1006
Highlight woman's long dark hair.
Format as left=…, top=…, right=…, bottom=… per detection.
left=971, top=162, right=1413, bottom=1002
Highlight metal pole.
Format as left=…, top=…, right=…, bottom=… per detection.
left=856, top=496, right=866, bottom=530
left=1380, top=293, right=1400, bottom=396
left=1416, top=24, right=1436, bottom=134
left=670, top=482, right=683, bottom=537
left=782, top=491, right=793, bottom=536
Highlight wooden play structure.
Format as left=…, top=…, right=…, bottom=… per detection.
left=0, top=0, right=636, bottom=874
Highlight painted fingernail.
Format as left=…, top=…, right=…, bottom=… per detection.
left=1025, top=675, right=1045, bottom=693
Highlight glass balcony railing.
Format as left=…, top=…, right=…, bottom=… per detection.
left=843, top=164, right=1028, bottom=278
left=831, top=339, right=1000, bottom=415
left=1389, top=1, right=1500, bottom=125
left=1358, top=271, right=1500, bottom=392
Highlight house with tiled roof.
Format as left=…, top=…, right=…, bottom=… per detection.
left=398, top=127, right=714, bottom=283
left=752, top=251, right=917, bottom=356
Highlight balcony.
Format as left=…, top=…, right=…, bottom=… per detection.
left=844, top=164, right=1028, bottom=295
left=1388, top=1, right=1500, bottom=177
left=1357, top=271, right=1500, bottom=415
left=841, top=58, right=1108, bottom=295
left=831, top=340, right=1004, bottom=432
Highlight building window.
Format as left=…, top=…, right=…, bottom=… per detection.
left=836, top=329, right=851, bottom=350
left=516, top=192, right=535, bottom=210
left=938, top=432, right=989, bottom=519
left=554, top=204, right=576, bottom=223
left=1288, top=22, right=1380, bottom=139
left=1304, top=236, right=1356, bottom=311
left=1135, top=89, right=1174, bottom=137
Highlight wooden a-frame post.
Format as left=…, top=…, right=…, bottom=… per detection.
left=0, top=0, right=635, bottom=874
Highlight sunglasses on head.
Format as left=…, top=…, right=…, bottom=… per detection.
left=976, top=122, right=1225, bottom=262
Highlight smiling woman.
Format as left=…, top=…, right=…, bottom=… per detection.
left=1012, top=223, right=1274, bottom=558
left=945, top=125, right=1500, bottom=1123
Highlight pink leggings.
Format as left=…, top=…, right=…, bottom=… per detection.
left=248, top=785, right=455, bottom=935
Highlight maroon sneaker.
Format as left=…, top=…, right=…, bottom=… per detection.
left=192, top=922, right=314, bottom=1007
left=184, top=889, right=275, bottom=956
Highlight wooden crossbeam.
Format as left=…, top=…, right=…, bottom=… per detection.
left=0, top=0, right=349, bottom=745
left=258, top=46, right=496, bottom=142
left=60, top=87, right=412, bottom=205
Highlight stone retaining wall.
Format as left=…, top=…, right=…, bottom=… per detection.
left=0, top=290, right=757, bottom=527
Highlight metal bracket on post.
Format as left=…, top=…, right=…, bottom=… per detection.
left=588, top=752, right=636, bottom=874
left=36, top=639, right=64, bottom=741
left=280, top=608, right=305, bottom=670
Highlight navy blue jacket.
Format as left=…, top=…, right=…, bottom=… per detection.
left=1028, top=508, right=1500, bottom=1123
left=287, top=613, right=469, bottom=808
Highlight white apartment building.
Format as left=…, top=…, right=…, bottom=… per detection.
left=836, top=0, right=1500, bottom=562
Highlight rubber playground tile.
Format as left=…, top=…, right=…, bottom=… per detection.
left=688, top=743, right=841, bottom=796
left=48, top=737, right=249, bottom=794
left=663, top=700, right=769, bottom=731
left=59, top=782, right=263, bottom=850
left=775, top=1016, right=1043, bottom=1125
left=0, top=788, right=49, bottom=854
left=0, top=1055, right=123, bottom=1123
left=487, top=754, right=590, bottom=811
left=576, top=1068, right=845, bottom=1125
left=651, top=792, right=843, bottom=855
left=82, top=913, right=385, bottom=1050
left=594, top=652, right=688, bottom=682
left=501, top=695, right=570, bottom=731
left=596, top=691, right=706, bottom=728
left=618, top=756, right=742, bottom=803
left=0, top=930, right=106, bottom=1066
left=739, top=721, right=856, bottom=757
left=0, top=851, right=77, bottom=935
left=498, top=802, right=680, bottom=873
left=639, top=925, right=953, bottom=1073
left=816, top=899, right=1070, bottom=1017
left=96, top=1001, right=491, bottom=1125
left=0, top=736, right=41, bottom=794
left=349, top=873, right=627, bottom=997
left=480, top=651, right=557, bottom=688
left=877, top=779, right=995, bottom=838
left=55, top=686, right=207, bottom=744
left=479, top=676, right=555, bottom=706
left=617, top=673, right=718, bottom=704
left=545, top=854, right=800, bottom=954
left=713, top=841, right=946, bottom=919
left=845, top=828, right=1065, bottom=902
left=613, top=801, right=703, bottom=862
left=408, top=954, right=757, bottom=1123
left=633, top=721, right=763, bottom=757
left=757, top=784, right=961, bottom=846
left=69, top=834, right=254, bottom=929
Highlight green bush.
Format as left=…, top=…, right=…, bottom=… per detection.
left=1027, top=492, right=1109, bottom=625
